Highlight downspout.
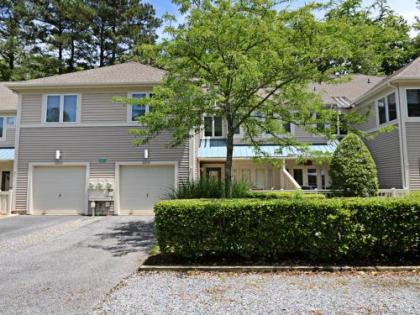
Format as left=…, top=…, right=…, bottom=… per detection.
left=391, top=81, right=409, bottom=190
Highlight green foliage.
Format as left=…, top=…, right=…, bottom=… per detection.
left=0, top=0, right=161, bottom=80
left=168, top=179, right=250, bottom=199
left=330, top=133, right=379, bottom=197
left=117, top=0, right=411, bottom=197
left=155, top=197, right=419, bottom=262
left=246, top=190, right=326, bottom=200
left=325, top=0, right=415, bottom=75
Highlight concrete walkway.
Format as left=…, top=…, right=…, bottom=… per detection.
left=0, top=216, right=154, bottom=315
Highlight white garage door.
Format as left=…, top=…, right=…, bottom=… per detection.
left=119, top=165, right=175, bottom=214
left=32, top=166, right=86, bottom=215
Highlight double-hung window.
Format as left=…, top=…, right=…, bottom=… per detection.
left=130, top=93, right=152, bottom=122
left=377, top=92, right=397, bottom=125
left=204, top=116, right=223, bottom=137
left=406, top=89, right=420, bottom=117
left=45, top=95, right=79, bottom=123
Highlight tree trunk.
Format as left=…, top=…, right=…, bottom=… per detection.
left=99, top=24, right=105, bottom=67
left=225, top=122, right=234, bottom=198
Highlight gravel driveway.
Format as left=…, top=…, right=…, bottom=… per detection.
left=96, top=271, right=420, bottom=314
left=0, top=215, right=154, bottom=315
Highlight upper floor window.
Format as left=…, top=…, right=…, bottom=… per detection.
left=6, top=116, right=15, bottom=126
left=406, top=89, right=420, bottom=117
left=129, top=92, right=152, bottom=122
left=45, top=94, right=79, bottom=123
left=377, top=92, right=397, bottom=125
left=204, top=116, right=223, bottom=137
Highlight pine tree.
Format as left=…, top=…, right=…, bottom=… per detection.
left=0, top=0, right=35, bottom=80
left=89, top=0, right=161, bottom=67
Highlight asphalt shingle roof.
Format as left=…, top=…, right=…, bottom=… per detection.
left=7, top=62, right=166, bottom=89
left=0, top=83, right=17, bottom=111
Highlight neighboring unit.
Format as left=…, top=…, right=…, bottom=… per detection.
left=0, top=83, right=17, bottom=214
left=5, top=58, right=420, bottom=215
left=7, top=63, right=189, bottom=215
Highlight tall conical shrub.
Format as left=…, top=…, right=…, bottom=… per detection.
left=330, top=133, right=379, bottom=197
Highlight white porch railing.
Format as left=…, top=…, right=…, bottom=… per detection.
left=0, top=190, right=12, bottom=215
left=281, top=165, right=301, bottom=190
left=251, top=188, right=409, bottom=198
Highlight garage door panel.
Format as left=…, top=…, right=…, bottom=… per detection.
left=32, top=166, right=86, bottom=214
left=119, top=165, right=175, bottom=213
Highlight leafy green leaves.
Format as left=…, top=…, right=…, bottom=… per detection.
left=330, top=133, right=379, bottom=197
left=155, top=196, right=419, bottom=262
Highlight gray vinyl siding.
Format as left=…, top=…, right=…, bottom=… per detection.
left=81, top=91, right=128, bottom=123
left=357, top=103, right=377, bottom=131
left=15, top=126, right=189, bottom=213
left=20, top=89, right=152, bottom=125
left=294, top=126, right=327, bottom=144
left=406, top=122, right=420, bottom=190
left=0, top=127, right=15, bottom=148
left=365, top=128, right=403, bottom=188
left=21, top=94, right=42, bottom=124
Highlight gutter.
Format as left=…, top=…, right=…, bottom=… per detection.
left=354, top=76, right=420, bottom=106
left=6, top=81, right=162, bottom=92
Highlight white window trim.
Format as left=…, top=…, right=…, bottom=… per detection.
left=42, top=94, right=81, bottom=125
left=0, top=117, right=6, bottom=141
left=127, top=92, right=152, bottom=124
left=403, top=87, right=420, bottom=122
left=203, top=115, right=224, bottom=138
left=376, top=92, right=398, bottom=127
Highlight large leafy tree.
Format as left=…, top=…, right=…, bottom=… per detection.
left=325, top=0, right=414, bottom=75
left=118, top=0, right=391, bottom=197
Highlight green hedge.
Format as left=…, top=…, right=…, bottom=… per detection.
left=247, top=191, right=326, bottom=199
left=155, top=197, right=419, bottom=262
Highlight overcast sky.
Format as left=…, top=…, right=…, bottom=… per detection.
left=148, top=0, right=418, bottom=39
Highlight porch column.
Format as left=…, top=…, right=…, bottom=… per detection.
left=280, top=159, right=285, bottom=190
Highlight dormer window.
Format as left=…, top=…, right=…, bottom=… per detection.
left=204, top=116, right=223, bottom=137
left=44, top=94, right=79, bottom=123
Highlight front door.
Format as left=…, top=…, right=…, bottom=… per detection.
left=1, top=171, right=10, bottom=191
left=206, top=168, right=222, bottom=182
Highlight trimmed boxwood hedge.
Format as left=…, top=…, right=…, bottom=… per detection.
left=247, top=191, right=326, bottom=199
left=154, top=197, right=419, bottom=263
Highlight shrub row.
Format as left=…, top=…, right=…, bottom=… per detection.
left=247, top=191, right=326, bottom=199
left=154, top=197, right=419, bottom=263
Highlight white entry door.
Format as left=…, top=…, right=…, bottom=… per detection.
left=32, top=165, right=86, bottom=215
left=119, top=164, right=175, bottom=214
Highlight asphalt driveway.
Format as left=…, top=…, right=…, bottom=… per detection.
left=0, top=215, right=154, bottom=315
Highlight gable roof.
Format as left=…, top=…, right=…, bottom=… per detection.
left=311, top=74, right=384, bottom=108
left=0, top=83, right=17, bottom=111
left=354, top=57, right=420, bottom=104
left=7, top=62, right=166, bottom=90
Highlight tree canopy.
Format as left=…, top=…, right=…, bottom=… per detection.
left=117, top=0, right=405, bottom=196
left=0, top=0, right=161, bottom=80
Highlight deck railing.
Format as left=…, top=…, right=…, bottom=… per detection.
left=251, top=188, right=409, bottom=198
left=0, top=190, right=12, bottom=215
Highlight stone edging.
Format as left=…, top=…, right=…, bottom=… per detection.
left=139, top=265, right=420, bottom=272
